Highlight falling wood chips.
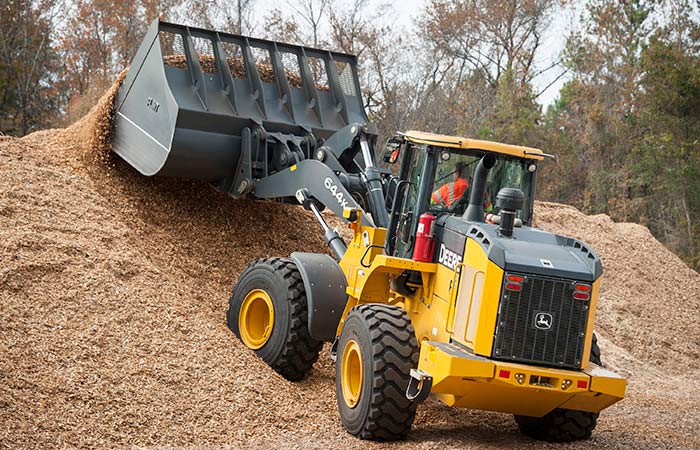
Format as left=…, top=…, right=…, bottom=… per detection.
left=0, top=75, right=699, bottom=449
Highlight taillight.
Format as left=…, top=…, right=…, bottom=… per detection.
left=505, top=275, right=523, bottom=292
left=573, top=283, right=591, bottom=300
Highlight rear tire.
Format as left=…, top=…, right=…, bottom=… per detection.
left=227, top=257, right=323, bottom=381
left=515, top=408, right=598, bottom=442
left=335, top=304, right=419, bottom=441
left=514, top=334, right=603, bottom=441
left=590, top=332, right=602, bottom=366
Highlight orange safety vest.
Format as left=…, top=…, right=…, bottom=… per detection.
left=432, top=178, right=469, bottom=207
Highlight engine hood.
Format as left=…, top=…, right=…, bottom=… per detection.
left=435, top=216, right=603, bottom=282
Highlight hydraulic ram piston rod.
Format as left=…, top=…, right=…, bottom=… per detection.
left=360, top=135, right=389, bottom=228
left=296, top=189, right=347, bottom=259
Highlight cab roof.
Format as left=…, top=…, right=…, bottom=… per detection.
left=402, top=130, right=545, bottom=160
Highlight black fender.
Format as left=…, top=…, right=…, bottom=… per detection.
left=290, top=252, right=348, bottom=341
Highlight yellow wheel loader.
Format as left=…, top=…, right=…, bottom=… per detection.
left=113, top=20, right=626, bottom=442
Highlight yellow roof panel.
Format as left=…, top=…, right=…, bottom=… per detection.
left=403, top=130, right=544, bottom=160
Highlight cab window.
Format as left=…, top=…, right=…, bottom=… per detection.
left=429, top=148, right=534, bottom=223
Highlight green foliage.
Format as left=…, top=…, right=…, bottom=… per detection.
left=539, top=0, right=700, bottom=270
left=631, top=35, right=700, bottom=267
left=483, top=70, right=543, bottom=147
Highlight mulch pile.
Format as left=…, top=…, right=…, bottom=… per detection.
left=1, top=76, right=698, bottom=449
left=535, top=202, right=700, bottom=375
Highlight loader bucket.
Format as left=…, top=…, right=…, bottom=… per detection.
left=113, top=20, right=370, bottom=180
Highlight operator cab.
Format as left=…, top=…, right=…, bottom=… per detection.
left=383, top=131, right=545, bottom=259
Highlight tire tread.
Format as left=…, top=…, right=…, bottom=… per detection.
left=515, top=408, right=598, bottom=442
left=341, top=304, right=419, bottom=441
left=228, top=258, right=322, bottom=381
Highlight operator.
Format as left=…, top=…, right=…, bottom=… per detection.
left=431, top=162, right=470, bottom=207
left=431, top=161, right=495, bottom=213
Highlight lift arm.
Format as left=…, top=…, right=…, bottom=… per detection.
left=253, top=159, right=375, bottom=229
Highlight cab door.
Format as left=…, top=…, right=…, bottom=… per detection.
left=394, top=144, right=436, bottom=259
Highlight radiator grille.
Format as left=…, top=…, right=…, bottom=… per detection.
left=492, top=273, right=590, bottom=369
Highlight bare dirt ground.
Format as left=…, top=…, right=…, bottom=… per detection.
left=1, top=80, right=699, bottom=449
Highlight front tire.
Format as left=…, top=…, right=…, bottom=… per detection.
left=335, top=304, right=419, bottom=441
left=227, top=257, right=322, bottom=381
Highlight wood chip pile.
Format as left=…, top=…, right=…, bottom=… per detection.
left=0, top=76, right=698, bottom=449
left=163, top=54, right=330, bottom=91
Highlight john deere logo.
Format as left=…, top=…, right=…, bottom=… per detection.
left=438, top=243, right=462, bottom=270
left=534, top=312, right=553, bottom=330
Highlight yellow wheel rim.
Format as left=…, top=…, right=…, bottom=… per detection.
left=238, top=289, right=275, bottom=350
left=341, top=339, right=363, bottom=408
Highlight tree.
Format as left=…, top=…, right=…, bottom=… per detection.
left=328, top=1, right=413, bottom=142
left=418, top=0, right=558, bottom=88
left=410, top=0, right=556, bottom=140
left=0, top=0, right=63, bottom=135
left=541, top=0, right=700, bottom=270
left=288, top=0, right=331, bottom=48
left=541, top=0, right=656, bottom=214
left=184, top=0, right=257, bottom=34
left=632, top=12, right=700, bottom=268
left=486, top=69, right=542, bottom=146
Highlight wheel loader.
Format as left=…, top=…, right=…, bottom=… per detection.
left=113, top=20, right=627, bottom=442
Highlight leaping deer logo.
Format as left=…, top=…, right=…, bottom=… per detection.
left=535, top=313, right=553, bottom=330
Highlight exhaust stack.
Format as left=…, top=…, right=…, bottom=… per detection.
left=464, top=154, right=497, bottom=222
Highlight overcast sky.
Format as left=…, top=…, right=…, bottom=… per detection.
left=248, top=0, right=581, bottom=107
